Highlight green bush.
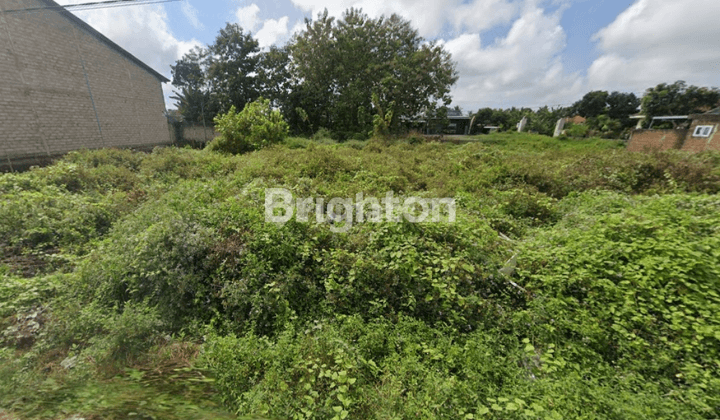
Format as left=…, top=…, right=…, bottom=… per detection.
left=516, top=192, right=720, bottom=415
left=312, top=127, right=334, bottom=141
left=0, top=273, right=62, bottom=318
left=405, top=131, right=425, bottom=145
left=75, top=181, right=223, bottom=327
left=564, top=123, right=589, bottom=138
left=208, top=98, right=289, bottom=154
left=0, top=184, right=120, bottom=254
left=202, top=315, right=703, bottom=420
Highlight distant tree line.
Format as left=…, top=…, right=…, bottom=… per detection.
left=170, top=8, right=457, bottom=140
left=470, top=82, right=719, bottom=138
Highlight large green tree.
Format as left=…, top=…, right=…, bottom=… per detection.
left=570, top=90, right=639, bottom=134
left=571, top=90, right=609, bottom=118
left=288, top=8, right=458, bottom=138
left=641, top=81, right=720, bottom=120
left=170, top=47, right=213, bottom=124
left=170, top=25, right=267, bottom=124
left=257, top=46, right=293, bottom=110
left=606, top=92, right=640, bottom=121
left=206, top=23, right=261, bottom=115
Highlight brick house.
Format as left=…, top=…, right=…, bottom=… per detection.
left=1, top=0, right=170, bottom=169
left=627, top=108, right=720, bottom=153
left=679, top=108, right=720, bottom=153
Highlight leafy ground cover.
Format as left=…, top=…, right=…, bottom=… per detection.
left=1, top=133, right=719, bottom=419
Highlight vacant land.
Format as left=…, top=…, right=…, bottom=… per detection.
left=1, top=133, right=719, bottom=419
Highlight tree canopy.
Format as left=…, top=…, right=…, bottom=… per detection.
left=287, top=9, right=458, bottom=138
left=572, top=91, right=610, bottom=118
left=170, top=24, right=261, bottom=125
left=169, top=9, right=458, bottom=138
left=571, top=90, right=640, bottom=122
left=641, top=81, right=720, bottom=120
left=207, top=23, right=261, bottom=115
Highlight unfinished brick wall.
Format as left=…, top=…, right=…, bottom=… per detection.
left=0, top=0, right=170, bottom=166
left=627, top=129, right=688, bottom=152
left=681, top=115, right=720, bottom=153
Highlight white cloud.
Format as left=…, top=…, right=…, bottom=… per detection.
left=55, top=1, right=202, bottom=110
left=450, top=0, right=519, bottom=34
left=235, top=3, right=261, bottom=32
left=233, top=4, right=296, bottom=48
left=288, top=0, right=522, bottom=38
left=56, top=1, right=200, bottom=74
left=163, top=83, right=178, bottom=109
left=443, top=4, right=582, bottom=110
left=181, top=1, right=204, bottom=30
left=588, top=0, right=720, bottom=92
left=290, top=19, right=307, bottom=37
left=256, top=16, right=290, bottom=48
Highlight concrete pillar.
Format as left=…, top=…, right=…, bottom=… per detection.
left=517, top=116, right=528, bottom=132
left=553, top=118, right=565, bottom=137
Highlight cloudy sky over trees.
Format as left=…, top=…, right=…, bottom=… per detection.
left=56, top=0, right=720, bottom=111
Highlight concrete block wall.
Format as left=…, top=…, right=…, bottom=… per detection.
left=627, top=129, right=688, bottom=152
left=167, top=124, right=218, bottom=146
left=0, top=0, right=170, bottom=164
left=182, top=125, right=219, bottom=144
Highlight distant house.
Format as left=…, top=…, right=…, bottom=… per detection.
left=1, top=0, right=170, bottom=169
left=424, top=109, right=472, bottom=135
left=682, top=108, right=720, bottom=152
left=627, top=108, right=720, bottom=152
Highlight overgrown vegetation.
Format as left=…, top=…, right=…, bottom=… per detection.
left=2, top=134, right=720, bottom=419
left=209, top=98, right=290, bottom=154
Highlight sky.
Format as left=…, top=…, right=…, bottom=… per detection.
left=54, top=0, right=720, bottom=112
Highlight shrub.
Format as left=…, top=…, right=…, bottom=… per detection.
left=202, top=315, right=702, bottom=420
left=564, top=123, right=588, bottom=138
left=285, top=137, right=311, bottom=149
left=208, top=98, right=289, bottom=154
left=405, top=131, right=425, bottom=145
left=516, top=192, right=720, bottom=414
left=313, top=127, right=334, bottom=141
left=342, top=140, right=366, bottom=150
left=0, top=185, right=120, bottom=255
left=75, top=180, right=224, bottom=327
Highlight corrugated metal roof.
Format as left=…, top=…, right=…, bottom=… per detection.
left=37, top=0, right=169, bottom=82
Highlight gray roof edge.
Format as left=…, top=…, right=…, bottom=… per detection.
left=41, top=0, right=169, bottom=82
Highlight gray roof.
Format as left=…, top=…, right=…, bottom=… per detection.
left=705, top=107, right=720, bottom=115
left=36, top=0, right=169, bottom=82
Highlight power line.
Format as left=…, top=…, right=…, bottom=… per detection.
left=2, top=0, right=180, bottom=14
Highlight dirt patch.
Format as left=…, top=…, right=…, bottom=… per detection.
left=0, top=245, right=60, bottom=278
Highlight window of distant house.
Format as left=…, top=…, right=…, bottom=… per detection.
left=693, top=125, right=714, bottom=137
